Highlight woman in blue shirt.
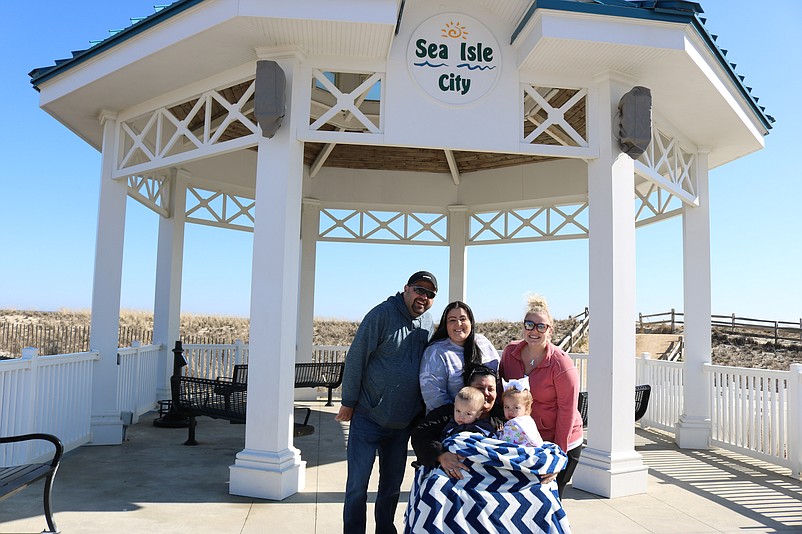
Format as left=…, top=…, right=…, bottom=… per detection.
left=419, top=301, right=500, bottom=413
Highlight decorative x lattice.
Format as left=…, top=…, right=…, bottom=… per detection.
left=118, top=80, right=259, bottom=173
left=522, top=85, right=588, bottom=148
left=309, top=70, right=382, bottom=134
left=318, top=208, right=447, bottom=244
left=470, top=204, right=589, bottom=244
left=127, top=174, right=169, bottom=217
left=634, top=183, right=683, bottom=225
left=637, top=125, right=696, bottom=202
left=185, top=186, right=255, bottom=232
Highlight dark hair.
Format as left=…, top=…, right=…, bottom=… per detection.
left=429, top=301, right=484, bottom=380
left=465, top=364, right=497, bottom=385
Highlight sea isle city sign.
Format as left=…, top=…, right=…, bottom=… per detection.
left=407, top=13, right=501, bottom=105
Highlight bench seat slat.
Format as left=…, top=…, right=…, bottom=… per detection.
left=0, top=463, right=53, bottom=498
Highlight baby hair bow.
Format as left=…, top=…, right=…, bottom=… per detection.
left=503, top=376, right=530, bottom=392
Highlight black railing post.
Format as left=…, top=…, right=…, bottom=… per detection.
left=153, top=340, right=190, bottom=428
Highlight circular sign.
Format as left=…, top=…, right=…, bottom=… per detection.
left=407, top=13, right=501, bottom=105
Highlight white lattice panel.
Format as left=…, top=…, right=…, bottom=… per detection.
left=127, top=174, right=169, bottom=217
left=522, top=85, right=588, bottom=148
left=634, top=182, right=683, bottom=226
left=637, top=124, right=697, bottom=204
left=318, top=208, right=447, bottom=244
left=185, top=186, right=255, bottom=232
left=117, top=80, right=259, bottom=175
left=308, top=70, right=383, bottom=134
left=470, top=203, right=589, bottom=244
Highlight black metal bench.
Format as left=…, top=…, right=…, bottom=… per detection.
left=294, top=361, right=345, bottom=406
left=576, top=384, right=651, bottom=428
left=171, top=361, right=315, bottom=444
left=0, top=433, right=63, bottom=533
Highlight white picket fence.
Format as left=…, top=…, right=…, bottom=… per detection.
left=117, top=342, right=162, bottom=424
left=2, top=342, right=801, bottom=478
left=182, top=340, right=248, bottom=380
left=0, top=348, right=98, bottom=464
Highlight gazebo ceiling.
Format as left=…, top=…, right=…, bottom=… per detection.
left=302, top=143, right=554, bottom=174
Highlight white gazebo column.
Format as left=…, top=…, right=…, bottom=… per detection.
left=294, top=198, right=320, bottom=401
left=88, top=110, right=126, bottom=445
left=230, top=49, right=306, bottom=500
left=153, top=169, right=188, bottom=399
left=676, top=148, right=713, bottom=448
left=448, top=205, right=468, bottom=303
left=572, top=74, right=648, bottom=497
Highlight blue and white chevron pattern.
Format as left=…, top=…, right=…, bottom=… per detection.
left=405, top=433, right=571, bottom=534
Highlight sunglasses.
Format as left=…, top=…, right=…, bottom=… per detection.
left=410, top=285, right=436, bottom=299
left=523, top=320, right=550, bottom=333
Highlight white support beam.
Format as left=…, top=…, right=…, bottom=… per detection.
left=152, top=168, right=188, bottom=400
left=230, top=50, right=306, bottom=501
left=676, top=147, right=713, bottom=448
left=572, top=73, right=648, bottom=498
left=444, top=149, right=461, bottom=185
left=88, top=111, right=126, bottom=446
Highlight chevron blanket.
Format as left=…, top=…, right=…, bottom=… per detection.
left=405, top=433, right=571, bottom=534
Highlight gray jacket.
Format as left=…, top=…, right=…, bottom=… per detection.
left=341, top=293, right=434, bottom=429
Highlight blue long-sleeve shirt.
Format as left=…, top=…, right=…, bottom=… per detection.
left=419, top=334, right=500, bottom=413
left=341, top=293, right=435, bottom=429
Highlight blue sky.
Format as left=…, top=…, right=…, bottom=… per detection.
left=1, top=1, right=799, bottom=322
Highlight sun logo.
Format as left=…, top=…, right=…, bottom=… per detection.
left=441, top=21, right=468, bottom=40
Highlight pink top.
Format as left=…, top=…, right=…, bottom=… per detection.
left=499, top=340, right=583, bottom=452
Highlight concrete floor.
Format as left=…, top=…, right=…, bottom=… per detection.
left=1, top=401, right=800, bottom=533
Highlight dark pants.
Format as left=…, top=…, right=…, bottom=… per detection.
left=343, top=411, right=410, bottom=534
left=556, top=444, right=583, bottom=499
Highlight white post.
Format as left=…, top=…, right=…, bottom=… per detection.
left=448, top=205, right=468, bottom=303
left=229, top=49, right=307, bottom=500
left=153, top=169, right=188, bottom=400
left=235, top=339, right=245, bottom=366
left=572, top=73, right=648, bottom=498
left=676, top=148, right=713, bottom=448
left=21, top=348, right=39, bottom=436
left=295, top=198, right=320, bottom=401
left=789, top=363, right=802, bottom=479
left=88, top=110, right=126, bottom=445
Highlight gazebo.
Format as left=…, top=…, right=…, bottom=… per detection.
left=29, top=0, right=771, bottom=500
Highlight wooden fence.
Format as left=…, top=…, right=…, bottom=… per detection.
left=638, top=309, right=802, bottom=344
left=0, top=322, right=154, bottom=357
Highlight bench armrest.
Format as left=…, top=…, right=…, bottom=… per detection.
left=0, top=433, right=64, bottom=468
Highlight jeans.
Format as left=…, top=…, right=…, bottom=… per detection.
left=343, top=411, right=410, bottom=534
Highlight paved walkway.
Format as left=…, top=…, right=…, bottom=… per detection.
left=1, top=402, right=800, bottom=533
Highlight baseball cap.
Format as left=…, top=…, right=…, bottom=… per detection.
left=407, top=271, right=438, bottom=292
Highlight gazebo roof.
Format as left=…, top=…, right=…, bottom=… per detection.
left=28, top=0, right=773, bottom=173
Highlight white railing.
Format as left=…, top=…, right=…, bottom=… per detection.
left=313, top=345, right=348, bottom=363
left=569, top=353, right=589, bottom=391
left=117, top=342, right=162, bottom=424
left=706, top=363, right=799, bottom=473
left=0, top=348, right=98, bottom=464
left=5, top=341, right=799, bottom=478
left=182, top=340, right=248, bottom=380
left=636, top=355, right=684, bottom=432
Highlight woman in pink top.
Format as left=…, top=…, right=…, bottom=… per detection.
left=499, top=294, right=584, bottom=499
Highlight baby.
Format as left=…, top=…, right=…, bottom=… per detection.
left=500, top=377, right=543, bottom=447
left=442, top=386, right=497, bottom=439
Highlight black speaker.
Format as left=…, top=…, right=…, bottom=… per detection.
left=255, top=60, right=286, bottom=138
left=617, top=86, right=652, bottom=159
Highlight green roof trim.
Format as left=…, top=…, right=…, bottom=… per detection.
left=511, top=0, right=773, bottom=131
left=29, top=0, right=207, bottom=90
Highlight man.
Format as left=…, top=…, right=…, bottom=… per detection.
left=336, top=271, right=438, bottom=534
